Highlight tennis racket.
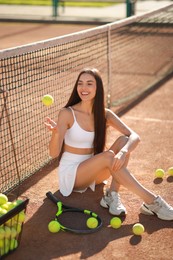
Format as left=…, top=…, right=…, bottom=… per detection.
left=46, top=191, right=103, bottom=234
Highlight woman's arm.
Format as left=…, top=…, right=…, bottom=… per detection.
left=44, top=108, right=70, bottom=158
left=106, top=108, right=140, bottom=154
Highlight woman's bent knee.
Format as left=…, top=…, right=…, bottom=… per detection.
left=102, top=150, right=115, bottom=169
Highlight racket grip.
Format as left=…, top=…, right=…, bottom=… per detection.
left=46, top=191, right=59, bottom=205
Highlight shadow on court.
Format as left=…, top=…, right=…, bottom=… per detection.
left=6, top=185, right=173, bottom=260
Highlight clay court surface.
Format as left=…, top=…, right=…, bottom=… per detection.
left=1, top=22, right=173, bottom=260
left=0, top=22, right=95, bottom=50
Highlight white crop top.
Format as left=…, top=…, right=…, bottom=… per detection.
left=64, top=107, right=94, bottom=149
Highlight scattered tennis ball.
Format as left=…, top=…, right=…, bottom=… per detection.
left=0, top=193, right=8, bottom=205
left=110, top=217, right=122, bottom=229
left=132, top=223, right=145, bottom=235
left=41, top=94, right=54, bottom=106
left=48, top=220, right=60, bottom=233
left=155, top=168, right=164, bottom=178
left=86, top=217, right=98, bottom=229
left=168, top=167, right=173, bottom=176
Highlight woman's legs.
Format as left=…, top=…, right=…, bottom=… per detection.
left=74, top=135, right=128, bottom=189
left=74, top=135, right=173, bottom=220
left=112, top=167, right=157, bottom=204
left=75, top=137, right=173, bottom=220
left=75, top=135, right=157, bottom=204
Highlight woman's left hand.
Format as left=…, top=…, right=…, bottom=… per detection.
left=111, top=150, right=127, bottom=172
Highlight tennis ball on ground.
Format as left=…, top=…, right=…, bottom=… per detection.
left=132, top=223, right=145, bottom=235
left=41, top=94, right=54, bottom=106
left=110, top=217, right=122, bottom=229
left=168, top=167, right=173, bottom=176
left=86, top=217, right=98, bottom=229
left=155, top=168, right=165, bottom=178
left=0, top=193, right=8, bottom=205
left=48, top=220, right=60, bottom=233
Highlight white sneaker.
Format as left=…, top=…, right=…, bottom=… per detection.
left=140, top=196, right=173, bottom=220
left=100, top=189, right=127, bottom=216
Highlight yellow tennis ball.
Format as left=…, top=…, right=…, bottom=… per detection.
left=0, top=241, right=9, bottom=255
left=110, top=217, right=122, bottom=229
left=13, top=223, right=22, bottom=235
left=0, top=227, right=5, bottom=239
left=48, top=220, right=60, bottom=233
left=41, top=94, right=54, bottom=106
left=0, top=207, right=7, bottom=215
left=10, top=238, right=18, bottom=250
left=132, top=223, right=145, bottom=235
left=0, top=193, right=8, bottom=205
left=10, top=227, right=17, bottom=238
left=1, top=202, right=13, bottom=211
left=4, top=226, right=11, bottom=239
left=168, top=167, right=173, bottom=176
left=86, top=217, right=98, bottom=229
left=155, top=168, right=164, bottom=178
left=14, top=211, right=26, bottom=223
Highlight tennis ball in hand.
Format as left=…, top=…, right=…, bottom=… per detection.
left=48, top=220, right=60, bottom=233
left=0, top=193, right=8, bottom=205
left=86, top=217, right=98, bottom=229
left=155, top=169, right=164, bottom=178
left=168, top=167, right=173, bottom=176
left=41, top=94, right=54, bottom=106
left=110, top=217, right=122, bottom=229
left=132, top=223, right=145, bottom=235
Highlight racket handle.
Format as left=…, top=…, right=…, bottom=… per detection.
left=46, top=191, right=59, bottom=205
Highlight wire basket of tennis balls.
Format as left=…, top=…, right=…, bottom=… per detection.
left=0, top=193, right=29, bottom=258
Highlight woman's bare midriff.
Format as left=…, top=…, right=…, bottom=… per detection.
left=64, top=144, right=93, bottom=155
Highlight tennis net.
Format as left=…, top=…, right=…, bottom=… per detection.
left=0, top=4, right=173, bottom=193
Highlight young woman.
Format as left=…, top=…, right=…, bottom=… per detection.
left=45, top=68, right=173, bottom=221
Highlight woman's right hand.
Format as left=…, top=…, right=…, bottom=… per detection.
left=44, top=117, right=58, bottom=132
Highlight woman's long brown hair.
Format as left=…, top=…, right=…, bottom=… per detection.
left=64, top=68, right=106, bottom=155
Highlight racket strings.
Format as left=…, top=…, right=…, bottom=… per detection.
left=57, top=211, right=90, bottom=232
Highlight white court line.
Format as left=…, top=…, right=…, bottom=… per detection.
left=124, top=115, right=173, bottom=124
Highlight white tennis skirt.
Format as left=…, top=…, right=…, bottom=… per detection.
left=58, top=152, right=95, bottom=197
